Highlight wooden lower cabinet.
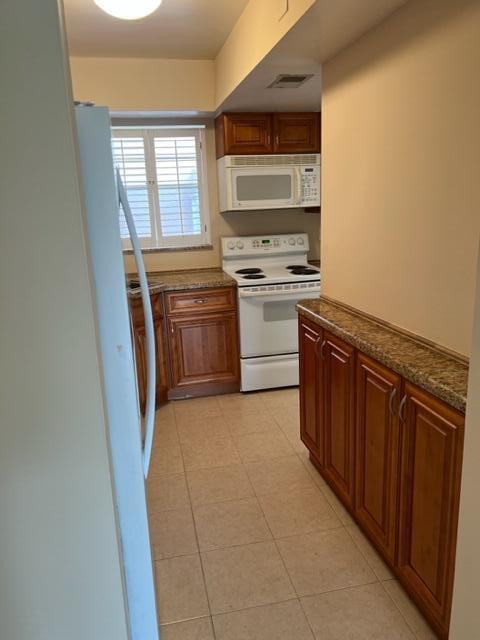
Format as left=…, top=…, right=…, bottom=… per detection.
left=167, top=312, right=239, bottom=397
left=130, top=294, right=169, bottom=414
left=298, top=317, right=323, bottom=463
left=298, top=315, right=465, bottom=638
left=166, top=287, right=240, bottom=399
left=355, top=353, right=402, bottom=566
left=397, top=382, right=464, bottom=638
left=322, top=331, right=355, bottom=508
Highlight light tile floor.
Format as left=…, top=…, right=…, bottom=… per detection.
left=147, top=388, right=438, bottom=640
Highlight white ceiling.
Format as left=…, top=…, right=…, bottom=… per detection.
left=219, top=0, right=408, bottom=113
left=63, top=0, right=249, bottom=59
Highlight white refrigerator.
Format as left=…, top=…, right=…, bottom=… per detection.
left=75, top=105, right=159, bottom=640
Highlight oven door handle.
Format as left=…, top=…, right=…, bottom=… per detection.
left=238, top=287, right=320, bottom=299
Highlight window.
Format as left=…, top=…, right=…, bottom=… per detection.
left=112, top=127, right=210, bottom=250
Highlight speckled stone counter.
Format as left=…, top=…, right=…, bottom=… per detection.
left=127, top=268, right=235, bottom=298
left=297, top=297, right=469, bottom=413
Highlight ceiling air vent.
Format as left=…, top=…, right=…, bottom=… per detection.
left=268, top=74, right=313, bottom=89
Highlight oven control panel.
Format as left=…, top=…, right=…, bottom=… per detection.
left=222, top=233, right=310, bottom=256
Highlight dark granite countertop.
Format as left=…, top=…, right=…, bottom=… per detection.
left=126, top=268, right=236, bottom=298
left=297, top=297, right=469, bottom=413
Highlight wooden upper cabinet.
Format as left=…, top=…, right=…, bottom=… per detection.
left=215, top=113, right=272, bottom=157
left=397, top=382, right=464, bottom=638
left=355, top=354, right=402, bottom=565
left=273, top=113, right=320, bottom=153
left=322, top=331, right=355, bottom=507
left=215, top=112, right=321, bottom=157
left=298, top=316, right=323, bottom=464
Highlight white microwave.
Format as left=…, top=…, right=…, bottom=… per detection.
left=217, top=154, right=321, bottom=212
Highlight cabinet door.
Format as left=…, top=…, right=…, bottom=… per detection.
left=397, top=382, right=464, bottom=637
left=132, top=317, right=169, bottom=414
left=273, top=113, right=320, bottom=153
left=322, top=331, right=355, bottom=507
left=355, top=354, right=401, bottom=564
left=298, top=317, right=323, bottom=463
left=168, top=312, right=240, bottom=393
left=217, top=113, right=273, bottom=156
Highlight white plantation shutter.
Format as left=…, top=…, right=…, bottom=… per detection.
left=112, top=135, right=155, bottom=246
left=112, top=127, right=210, bottom=250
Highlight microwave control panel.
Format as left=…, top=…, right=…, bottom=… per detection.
left=300, top=166, right=320, bottom=204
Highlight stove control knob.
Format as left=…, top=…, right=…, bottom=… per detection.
left=288, top=237, right=296, bottom=246
left=297, top=237, right=305, bottom=245
left=227, top=240, right=235, bottom=250
left=236, top=240, right=244, bottom=250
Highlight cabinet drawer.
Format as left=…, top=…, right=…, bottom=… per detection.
left=166, top=287, right=236, bottom=315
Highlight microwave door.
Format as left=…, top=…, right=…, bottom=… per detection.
left=232, top=167, right=296, bottom=210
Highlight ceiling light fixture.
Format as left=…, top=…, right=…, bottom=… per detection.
left=94, top=0, right=162, bottom=20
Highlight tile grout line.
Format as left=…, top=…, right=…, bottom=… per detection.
left=174, top=399, right=220, bottom=640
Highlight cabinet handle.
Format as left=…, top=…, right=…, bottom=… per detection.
left=194, top=298, right=208, bottom=304
left=398, top=395, right=408, bottom=424
left=314, top=337, right=321, bottom=357
left=320, top=339, right=326, bottom=360
left=388, top=387, right=397, bottom=417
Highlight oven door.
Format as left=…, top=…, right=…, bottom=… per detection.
left=238, top=286, right=320, bottom=358
left=231, top=166, right=300, bottom=210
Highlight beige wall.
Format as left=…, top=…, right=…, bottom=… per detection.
left=215, top=0, right=316, bottom=107
left=70, top=56, right=215, bottom=112
left=321, top=0, right=480, bottom=355
left=123, top=121, right=320, bottom=273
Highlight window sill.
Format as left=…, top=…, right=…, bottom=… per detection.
left=123, top=244, right=213, bottom=255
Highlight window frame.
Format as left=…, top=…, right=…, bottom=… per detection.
left=112, top=126, right=211, bottom=251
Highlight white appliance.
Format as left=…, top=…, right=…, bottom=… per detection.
left=217, top=154, right=320, bottom=212
left=75, top=105, right=158, bottom=640
left=222, top=234, right=321, bottom=391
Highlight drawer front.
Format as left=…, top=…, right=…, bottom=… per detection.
left=166, top=287, right=236, bottom=315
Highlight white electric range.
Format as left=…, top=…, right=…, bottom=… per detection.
left=222, top=233, right=321, bottom=391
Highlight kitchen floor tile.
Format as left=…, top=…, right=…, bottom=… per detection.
left=187, top=464, right=254, bottom=507
left=202, top=541, right=295, bottom=614
left=147, top=473, right=190, bottom=512
left=213, top=599, right=314, bottom=640
left=233, top=429, right=294, bottom=463
left=245, top=455, right=315, bottom=496
left=149, top=507, right=198, bottom=560
left=301, top=582, right=415, bottom=639
left=152, top=418, right=178, bottom=447
left=258, top=486, right=341, bottom=538
left=383, top=580, right=439, bottom=639
left=194, top=497, right=272, bottom=551
left=260, top=388, right=300, bottom=411
left=346, top=524, right=394, bottom=581
left=155, top=554, right=209, bottom=624
left=218, top=392, right=266, bottom=416
left=173, top=396, right=222, bottom=421
left=226, top=412, right=279, bottom=437
left=277, top=528, right=376, bottom=596
left=318, top=482, right=356, bottom=526
left=160, top=617, right=214, bottom=640
left=177, top=415, right=229, bottom=443
left=270, top=405, right=301, bottom=430
left=181, top=435, right=241, bottom=471
left=148, top=442, right=184, bottom=476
